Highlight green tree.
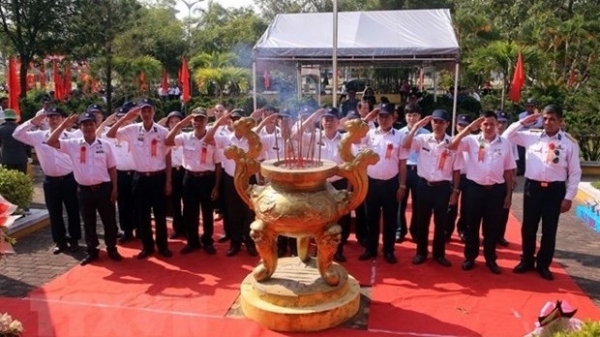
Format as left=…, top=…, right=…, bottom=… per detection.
left=0, top=0, right=77, bottom=97
left=192, top=52, right=250, bottom=100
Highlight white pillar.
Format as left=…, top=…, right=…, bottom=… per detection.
left=332, top=0, right=338, bottom=108
left=252, top=61, right=257, bottom=111
left=451, top=62, right=460, bottom=136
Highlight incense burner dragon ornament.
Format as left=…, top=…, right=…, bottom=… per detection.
left=224, top=117, right=379, bottom=286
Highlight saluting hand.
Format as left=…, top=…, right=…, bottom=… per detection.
left=416, top=116, right=432, bottom=129
left=104, top=112, right=117, bottom=126
left=31, top=113, right=47, bottom=127
left=124, top=106, right=141, bottom=122
left=215, top=111, right=232, bottom=126
left=157, top=117, right=168, bottom=126
left=520, top=112, right=542, bottom=126
left=63, top=114, right=79, bottom=129
left=364, top=108, right=380, bottom=122
left=180, top=114, right=195, bottom=127
left=467, top=117, right=485, bottom=132
left=250, top=108, right=264, bottom=120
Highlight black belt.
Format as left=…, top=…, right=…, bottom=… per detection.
left=526, top=179, right=565, bottom=188
left=136, top=170, right=165, bottom=177
left=420, top=178, right=450, bottom=187
left=79, top=182, right=109, bottom=191
left=45, top=173, right=73, bottom=181
left=187, top=170, right=214, bottom=177
left=407, top=165, right=417, bottom=171
left=118, top=170, right=135, bottom=175
left=369, top=176, right=398, bottom=184
left=469, top=180, right=504, bottom=190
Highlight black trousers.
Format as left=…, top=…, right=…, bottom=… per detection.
left=223, top=174, right=255, bottom=247
left=415, top=179, right=452, bottom=258
left=331, top=179, right=351, bottom=249
left=169, top=167, right=185, bottom=235
left=365, top=176, right=399, bottom=254
left=43, top=173, right=81, bottom=244
left=183, top=172, right=216, bottom=247
left=117, top=170, right=136, bottom=235
left=353, top=201, right=367, bottom=245
left=516, top=146, right=526, bottom=176
left=398, top=165, right=419, bottom=238
left=446, top=174, right=468, bottom=237
left=463, top=180, right=506, bottom=262
left=78, top=182, right=117, bottom=254
left=498, top=207, right=510, bottom=240
left=132, top=172, right=168, bottom=251
left=522, top=179, right=566, bottom=268
left=3, top=162, right=27, bottom=174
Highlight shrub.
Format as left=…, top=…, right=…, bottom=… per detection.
left=0, top=168, right=34, bottom=211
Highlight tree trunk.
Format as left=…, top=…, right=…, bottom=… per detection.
left=19, top=55, right=29, bottom=98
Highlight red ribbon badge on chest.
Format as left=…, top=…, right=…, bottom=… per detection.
left=546, top=142, right=556, bottom=163
left=438, top=150, right=448, bottom=170
left=200, top=146, right=207, bottom=164
left=80, top=146, right=87, bottom=164
left=151, top=139, right=158, bottom=157
left=478, top=141, right=485, bottom=162
left=385, top=143, right=393, bottom=159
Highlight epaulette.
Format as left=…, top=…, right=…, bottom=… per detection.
left=530, top=129, right=543, bottom=133
left=564, top=132, right=578, bottom=143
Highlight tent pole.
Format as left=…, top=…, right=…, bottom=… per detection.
left=252, top=61, right=257, bottom=111
left=332, top=0, right=338, bottom=108
left=451, top=62, right=460, bottom=136
left=432, top=67, right=437, bottom=102
left=297, top=63, right=302, bottom=101
left=318, top=65, right=322, bottom=106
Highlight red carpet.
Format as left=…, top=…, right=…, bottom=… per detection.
left=2, top=214, right=599, bottom=337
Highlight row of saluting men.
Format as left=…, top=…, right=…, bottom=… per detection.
left=12, top=99, right=580, bottom=281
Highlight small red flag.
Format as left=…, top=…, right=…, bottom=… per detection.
left=180, top=58, right=190, bottom=103
left=39, top=63, right=46, bottom=88
left=53, top=61, right=63, bottom=101
left=509, top=52, right=524, bottom=102
left=161, top=68, right=169, bottom=95
left=8, top=57, right=21, bottom=117
left=63, top=65, right=72, bottom=99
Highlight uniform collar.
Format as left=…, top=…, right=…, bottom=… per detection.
left=428, top=133, right=450, bottom=144
left=375, top=127, right=395, bottom=135
left=80, top=137, right=101, bottom=146
left=323, top=131, right=341, bottom=141
left=138, top=122, right=158, bottom=133
left=478, top=134, right=502, bottom=144
left=541, top=130, right=563, bottom=141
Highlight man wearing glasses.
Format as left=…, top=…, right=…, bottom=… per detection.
left=504, top=104, right=581, bottom=281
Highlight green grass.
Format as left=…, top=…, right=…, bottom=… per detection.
left=592, top=181, right=600, bottom=190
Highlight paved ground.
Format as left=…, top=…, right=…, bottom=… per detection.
left=1, top=167, right=599, bottom=307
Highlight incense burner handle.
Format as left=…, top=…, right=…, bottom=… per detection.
left=223, top=117, right=263, bottom=208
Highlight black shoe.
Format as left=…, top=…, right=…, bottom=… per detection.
left=462, top=260, right=475, bottom=271
left=53, top=243, right=68, bottom=255
left=537, top=267, right=554, bottom=281
left=226, top=245, right=241, bottom=257
left=217, top=235, right=230, bottom=243
left=247, top=245, right=258, bottom=257
left=118, top=234, right=134, bottom=244
left=180, top=245, right=201, bottom=255
left=80, top=253, right=99, bottom=266
left=107, top=248, right=123, bottom=261
left=358, top=250, right=376, bottom=261
left=358, top=239, right=368, bottom=248
left=116, top=232, right=123, bottom=239
left=158, top=248, right=172, bottom=258
left=68, top=239, right=80, bottom=253
left=137, top=249, right=154, bottom=259
left=486, top=261, right=501, bottom=274
left=435, top=256, right=452, bottom=267
left=395, top=235, right=405, bottom=243
left=513, top=261, right=535, bottom=274
left=497, top=238, right=509, bottom=247
left=169, top=232, right=184, bottom=240
left=384, top=253, right=397, bottom=264
left=203, top=245, right=216, bottom=255
left=412, top=254, right=427, bottom=265
left=334, top=252, right=346, bottom=263
left=459, top=233, right=467, bottom=243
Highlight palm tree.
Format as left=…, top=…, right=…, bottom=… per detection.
left=191, top=51, right=250, bottom=99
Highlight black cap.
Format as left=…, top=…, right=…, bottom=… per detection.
left=46, top=107, right=65, bottom=117
left=379, top=103, right=395, bottom=115
left=526, top=98, right=537, bottom=106
left=137, top=98, right=155, bottom=108
left=345, top=110, right=361, bottom=120
left=298, top=106, right=313, bottom=116
left=431, top=109, right=450, bottom=122
left=87, top=104, right=103, bottom=114
left=167, top=111, right=184, bottom=121
left=323, top=107, right=340, bottom=119
left=115, top=107, right=127, bottom=117
left=497, top=111, right=509, bottom=122
left=456, top=114, right=471, bottom=125
left=78, top=112, right=96, bottom=123
left=41, top=96, right=52, bottom=103
left=230, top=109, right=243, bottom=119
left=122, top=101, right=135, bottom=113
left=278, top=109, right=292, bottom=118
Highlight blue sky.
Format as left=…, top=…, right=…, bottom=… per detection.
left=175, top=0, right=258, bottom=18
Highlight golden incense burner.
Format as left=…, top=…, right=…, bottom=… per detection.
left=225, top=117, right=378, bottom=331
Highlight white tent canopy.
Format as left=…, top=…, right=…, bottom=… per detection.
left=253, top=9, right=460, bottom=63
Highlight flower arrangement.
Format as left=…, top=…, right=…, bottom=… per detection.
left=0, top=313, right=24, bottom=337
left=0, top=195, right=18, bottom=261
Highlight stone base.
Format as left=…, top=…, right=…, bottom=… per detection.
left=240, top=257, right=360, bottom=332
left=6, top=208, right=50, bottom=239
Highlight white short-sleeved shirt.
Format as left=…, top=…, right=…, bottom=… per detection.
left=100, top=133, right=135, bottom=171
left=458, top=134, right=517, bottom=185
left=411, top=133, right=461, bottom=182
left=215, top=133, right=250, bottom=177
left=174, top=132, right=219, bottom=172
left=399, top=126, right=430, bottom=165
left=12, top=121, right=73, bottom=176
left=115, top=122, right=169, bottom=172
left=58, top=137, right=116, bottom=185
left=504, top=122, right=581, bottom=200
left=363, top=127, right=408, bottom=180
